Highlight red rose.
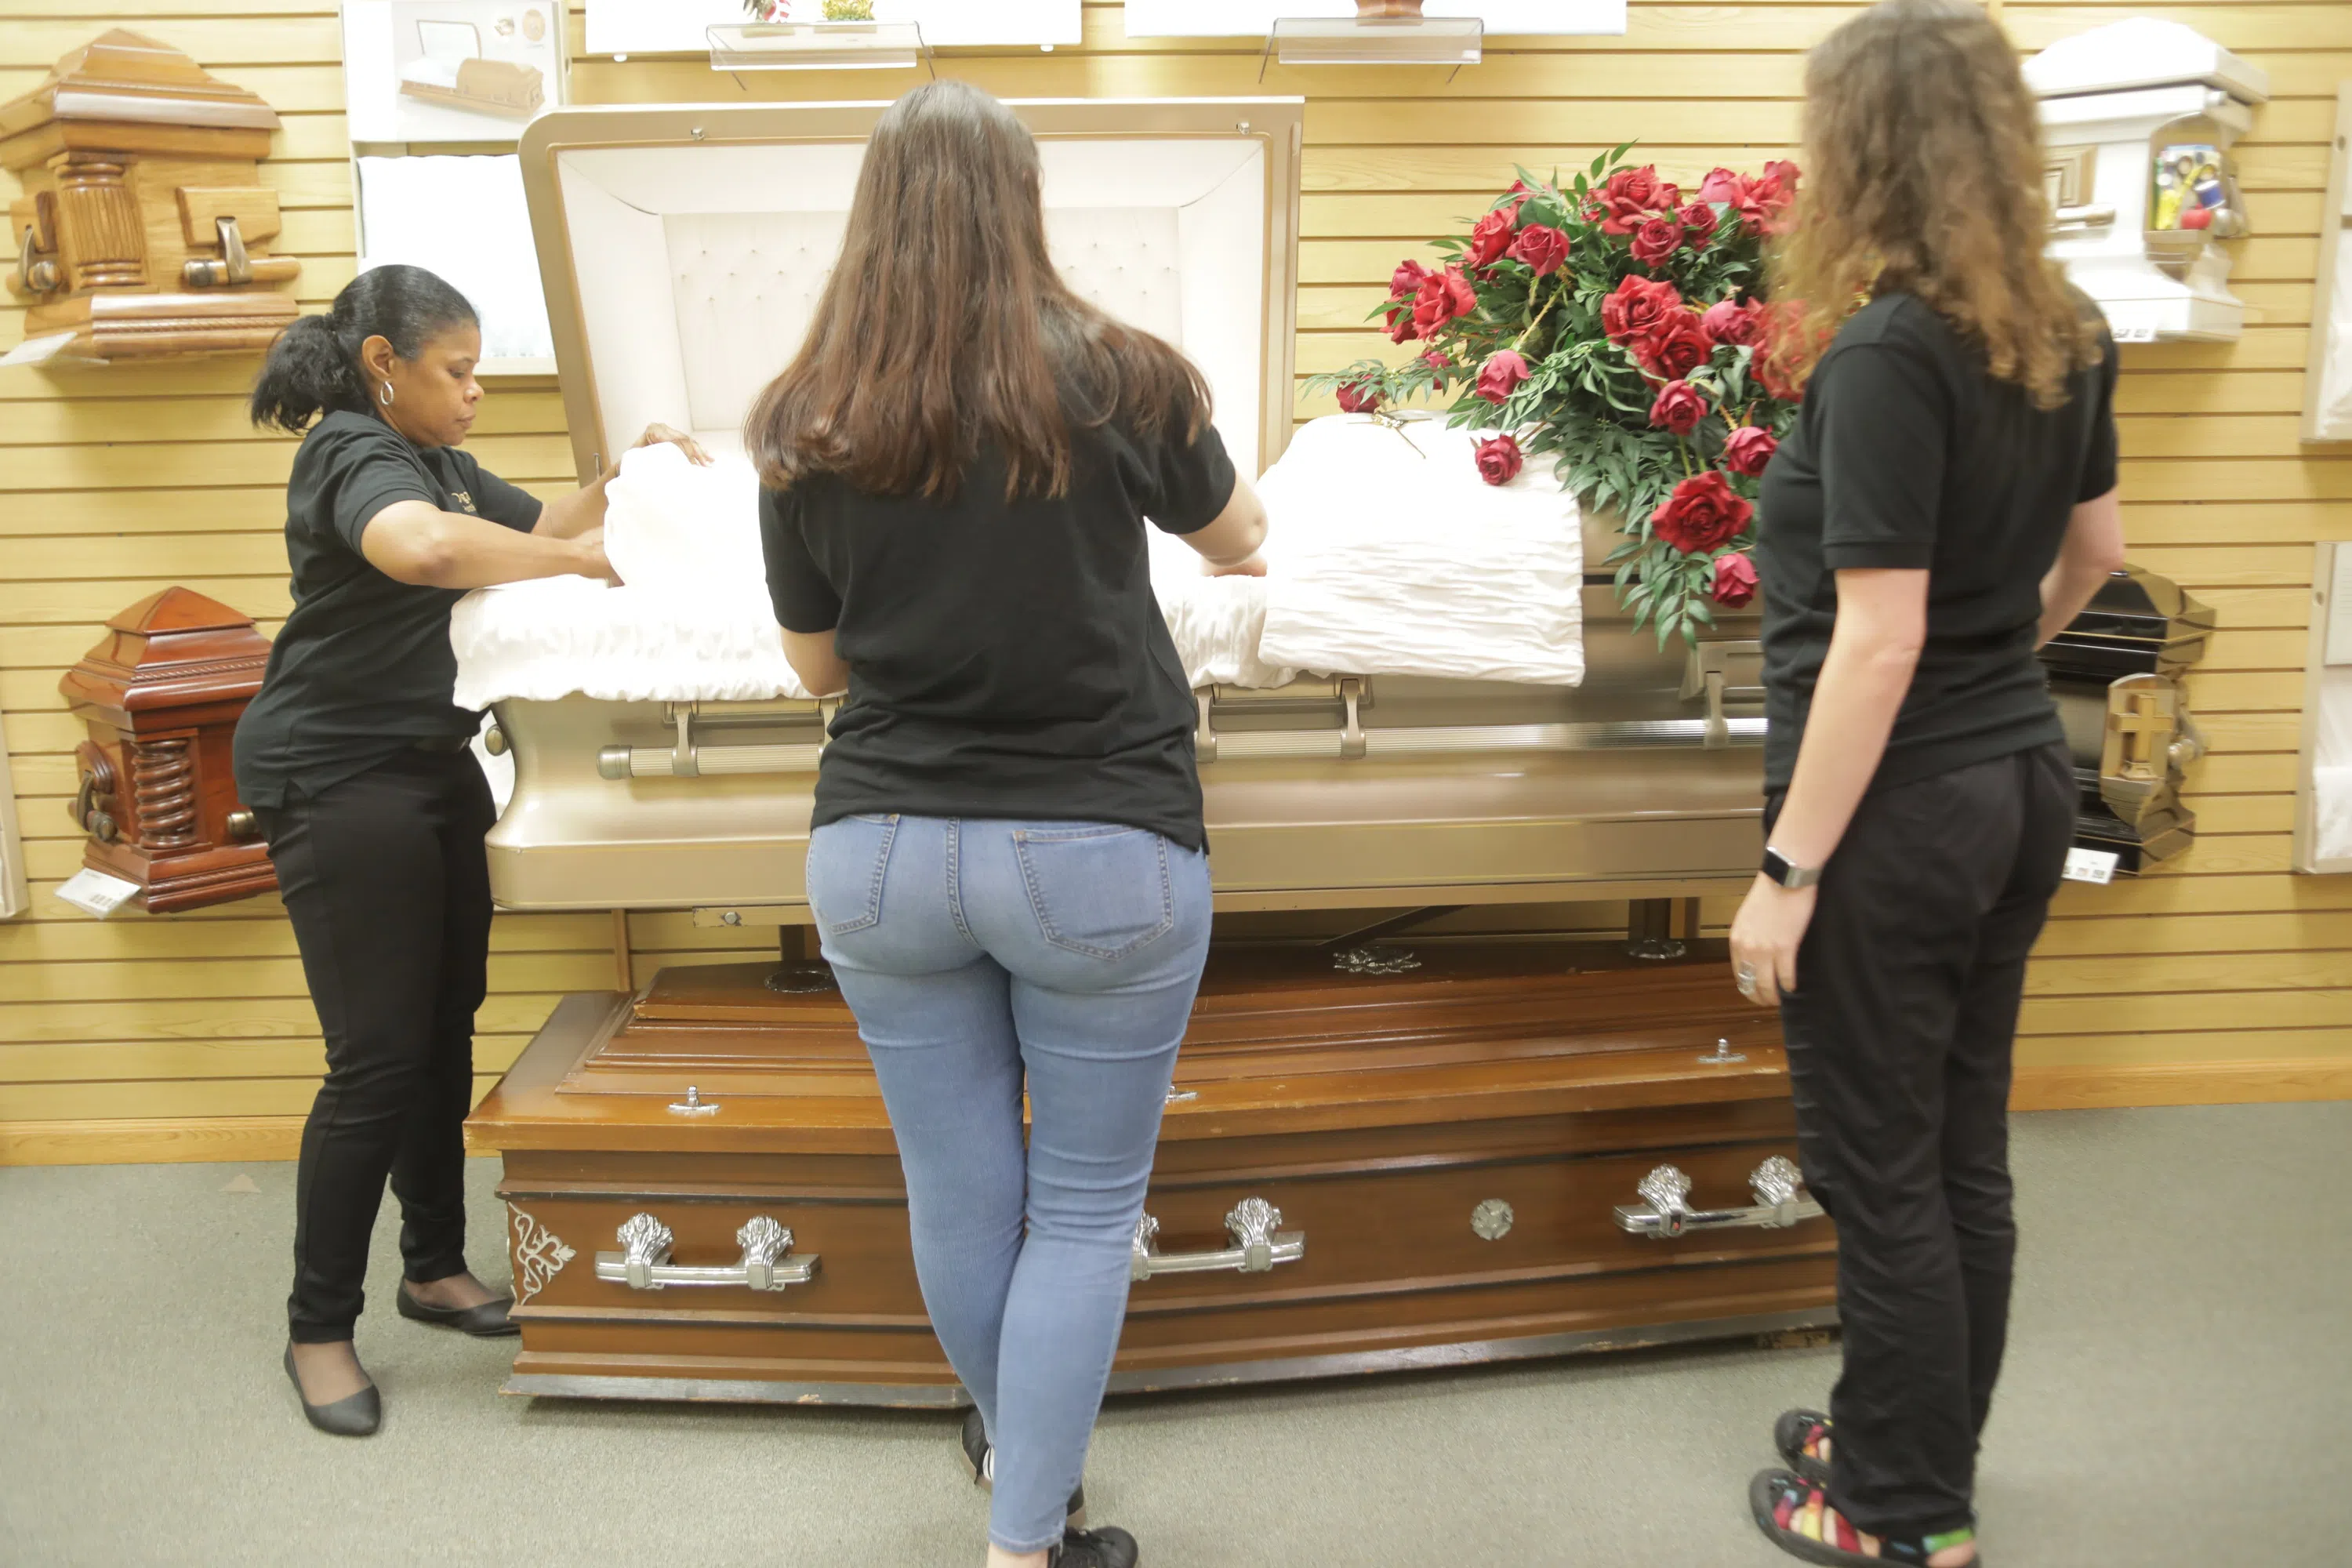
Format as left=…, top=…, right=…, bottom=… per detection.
left=1678, top=200, right=1719, bottom=245
left=1723, top=424, right=1779, bottom=477
left=1411, top=265, right=1478, bottom=336
left=1711, top=551, right=1758, bottom=608
left=1634, top=311, right=1714, bottom=382
left=1388, top=259, right=1433, bottom=301
left=1650, top=470, right=1754, bottom=554
left=1700, top=298, right=1763, bottom=347
left=1699, top=167, right=1770, bottom=237
left=1601, top=274, right=1682, bottom=343
left=1386, top=305, right=1420, bottom=344
left=1466, top=209, right=1517, bottom=268
left=1337, top=376, right=1383, bottom=415
left=1421, top=350, right=1450, bottom=370
left=1592, top=165, right=1682, bottom=234
left=1630, top=215, right=1685, bottom=267
left=1475, top=434, right=1523, bottom=486
left=1648, top=379, right=1709, bottom=436
left=1475, top=348, right=1532, bottom=405
left=1508, top=223, right=1570, bottom=277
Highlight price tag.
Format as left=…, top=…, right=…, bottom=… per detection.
left=54, top=867, right=140, bottom=918
left=2063, top=847, right=2119, bottom=885
left=0, top=332, right=74, bottom=368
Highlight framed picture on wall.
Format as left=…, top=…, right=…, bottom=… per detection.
left=343, top=0, right=569, bottom=145
left=1122, top=1, right=1628, bottom=36
left=586, top=0, right=1080, bottom=58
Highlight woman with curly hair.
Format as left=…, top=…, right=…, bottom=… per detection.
left=1729, top=2, right=2126, bottom=1563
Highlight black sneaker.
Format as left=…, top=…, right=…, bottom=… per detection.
left=960, top=1407, right=1087, bottom=1528
left=1051, top=1525, right=1138, bottom=1568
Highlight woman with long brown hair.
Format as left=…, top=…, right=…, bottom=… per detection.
left=750, top=81, right=1267, bottom=1568
left=1727, top=3, right=2125, bottom=1563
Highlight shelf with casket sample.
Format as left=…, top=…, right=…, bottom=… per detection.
left=2, top=31, right=302, bottom=368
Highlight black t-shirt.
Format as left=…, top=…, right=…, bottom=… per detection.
left=760, top=416, right=1237, bottom=851
left=1755, top=292, right=2119, bottom=795
left=233, top=409, right=543, bottom=808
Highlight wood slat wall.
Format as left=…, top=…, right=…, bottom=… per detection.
left=4, top=0, right=2348, bottom=1163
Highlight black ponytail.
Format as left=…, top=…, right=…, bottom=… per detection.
left=249, top=264, right=478, bottom=434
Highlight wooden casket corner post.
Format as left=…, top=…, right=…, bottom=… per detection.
left=56, top=589, right=276, bottom=913
left=2, top=30, right=299, bottom=366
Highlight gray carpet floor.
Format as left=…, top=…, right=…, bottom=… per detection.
left=2, top=1103, right=2347, bottom=1567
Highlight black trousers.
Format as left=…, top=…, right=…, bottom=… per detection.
left=1774, top=741, right=2074, bottom=1541
left=257, top=748, right=495, bottom=1343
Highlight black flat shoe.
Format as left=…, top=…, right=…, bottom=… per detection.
left=1051, top=1525, right=1138, bottom=1568
left=396, top=1281, right=519, bottom=1337
left=961, top=1407, right=1087, bottom=1528
left=283, top=1345, right=380, bottom=1438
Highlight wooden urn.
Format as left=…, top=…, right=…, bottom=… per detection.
left=2, top=29, right=300, bottom=365
left=56, top=589, right=276, bottom=913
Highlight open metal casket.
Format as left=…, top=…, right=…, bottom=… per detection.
left=492, top=97, right=1773, bottom=919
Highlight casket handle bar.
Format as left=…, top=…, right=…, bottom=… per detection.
left=593, top=1212, right=820, bottom=1292
left=1613, top=1157, right=1824, bottom=1239
left=597, top=699, right=832, bottom=780
left=2051, top=203, right=2117, bottom=232
left=1679, top=640, right=1765, bottom=750
left=1131, top=1197, right=1305, bottom=1281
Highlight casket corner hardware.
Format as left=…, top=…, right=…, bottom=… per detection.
left=1613, top=1157, right=1823, bottom=1239
left=1130, top=1196, right=1305, bottom=1281
left=594, top=1210, right=819, bottom=1293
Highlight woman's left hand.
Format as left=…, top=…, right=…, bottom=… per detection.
left=1729, top=873, right=1816, bottom=1008
left=631, top=423, right=713, bottom=467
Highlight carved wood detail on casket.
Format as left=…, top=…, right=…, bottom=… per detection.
left=57, top=588, right=275, bottom=913
left=2, top=30, right=299, bottom=364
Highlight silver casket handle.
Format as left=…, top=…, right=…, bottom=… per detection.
left=1131, top=1196, right=1306, bottom=1282
left=1613, top=1157, right=1824, bottom=1239
left=593, top=1212, right=820, bottom=1292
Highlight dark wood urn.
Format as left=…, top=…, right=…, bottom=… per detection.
left=56, top=587, right=276, bottom=912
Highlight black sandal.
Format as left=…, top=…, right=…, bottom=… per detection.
left=1751, top=1470, right=1980, bottom=1566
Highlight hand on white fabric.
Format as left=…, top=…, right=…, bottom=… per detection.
left=573, top=528, right=622, bottom=586
left=1203, top=551, right=1267, bottom=578
left=1728, top=873, right=1814, bottom=1009
left=630, top=423, right=713, bottom=469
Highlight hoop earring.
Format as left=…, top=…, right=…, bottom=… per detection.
left=379, top=380, right=395, bottom=407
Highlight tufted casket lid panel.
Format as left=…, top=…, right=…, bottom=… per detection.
left=522, top=102, right=1301, bottom=480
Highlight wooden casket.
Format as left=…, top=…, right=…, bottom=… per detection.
left=464, top=99, right=2208, bottom=1403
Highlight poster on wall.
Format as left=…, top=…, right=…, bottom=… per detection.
left=357, top=155, right=557, bottom=369
left=587, top=0, right=1080, bottom=57
left=343, top=0, right=568, bottom=145
left=1123, top=1, right=1626, bottom=36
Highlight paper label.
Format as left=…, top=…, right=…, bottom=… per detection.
left=2063, top=847, right=2120, bottom=885
left=0, top=332, right=75, bottom=368
left=54, top=867, right=141, bottom=917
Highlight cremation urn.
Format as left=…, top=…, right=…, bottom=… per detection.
left=56, top=588, right=276, bottom=912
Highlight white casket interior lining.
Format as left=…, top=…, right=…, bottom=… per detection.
left=555, top=139, right=1270, bottom=470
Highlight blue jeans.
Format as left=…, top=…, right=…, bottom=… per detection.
left=805, top=815, right=1213, bottom=1555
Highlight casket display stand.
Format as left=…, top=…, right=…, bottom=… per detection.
left=473, top=932, right=1835, bottom=1404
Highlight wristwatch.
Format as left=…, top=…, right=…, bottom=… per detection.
left=1761, top=847, right=1821, bottom=891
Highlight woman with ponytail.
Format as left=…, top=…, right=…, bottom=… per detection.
left=235, top=264, right=705, bottom=1436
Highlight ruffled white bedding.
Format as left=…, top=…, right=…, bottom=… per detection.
left=448, top=416, right=1583, bottom=710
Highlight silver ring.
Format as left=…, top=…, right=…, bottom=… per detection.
left=1736, top=965, right=1756, bottom=984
